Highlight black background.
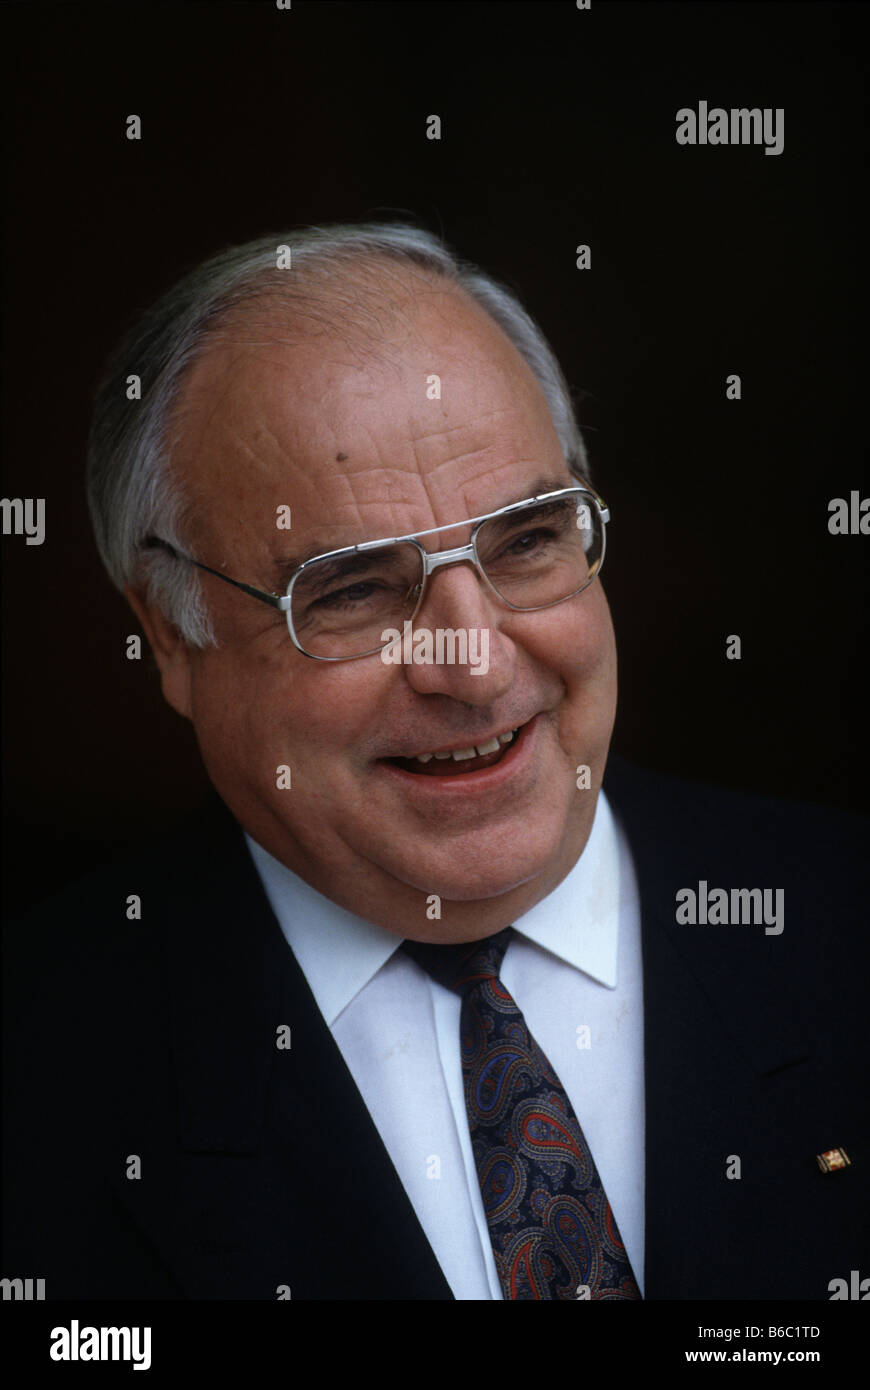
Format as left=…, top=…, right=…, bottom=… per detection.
left=2, top=0, right=867, bottom=915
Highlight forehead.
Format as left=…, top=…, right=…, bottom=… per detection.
left=171, top=272, right=568, bottom=557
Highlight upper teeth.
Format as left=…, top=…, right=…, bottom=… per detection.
left=411, top=729, right=517, bottom=763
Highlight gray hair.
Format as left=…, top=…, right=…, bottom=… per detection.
left=86, top=222, right=592, bottom=647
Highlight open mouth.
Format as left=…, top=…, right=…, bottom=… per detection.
left=383, top=719, right=530, bottom=777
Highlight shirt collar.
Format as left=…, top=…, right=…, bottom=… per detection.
left=512, top=789, right=621, bottom=989
left=244, top=790, right=622, bottom=1028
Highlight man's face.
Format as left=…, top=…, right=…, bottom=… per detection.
left=142, top=276, right=618, bottom=939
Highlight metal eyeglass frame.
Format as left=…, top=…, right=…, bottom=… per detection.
left=141, top=484, right=610, bottom=662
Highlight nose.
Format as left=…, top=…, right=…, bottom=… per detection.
left=399, top=556, right=516, bottom=703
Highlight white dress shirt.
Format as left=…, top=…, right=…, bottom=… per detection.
left=245, top=790, right=645, bottom=1299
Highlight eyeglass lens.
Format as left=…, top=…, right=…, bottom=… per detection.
left=290, top=492, right=603, bottom=658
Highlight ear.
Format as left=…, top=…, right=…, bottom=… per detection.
left=125, top=584, right=194, bottom=721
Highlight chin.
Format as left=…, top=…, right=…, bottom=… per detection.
left=394, top=830, right=563, bottom=904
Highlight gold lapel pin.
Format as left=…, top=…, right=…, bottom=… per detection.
left=817, top=1147, right=851, bottom=1173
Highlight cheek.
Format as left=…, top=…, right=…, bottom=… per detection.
left=525, top=584, right=616, bottom=684
left=527, top=587, right=617, bottom=748
left=193, top=646, right=385, bottom=775
left=187, top=654, right=264, bottom=764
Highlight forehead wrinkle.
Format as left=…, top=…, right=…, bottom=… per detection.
left=406, top=443, right=508, bottom=511
left=268, top=459, right=575, bottom=586
left=274, top=463, right=422, bottom=553
left=175, top=341, right=287, bottom=439
left=334, top=462, right=432, bottom=540
left=406, top=405, right=516, bottom=449
left=268, top=461, right=443, bottom=578
left=168, top=355, right=296, bottom=525
left=267, top=471, right=425, bottom=582
left=173, top=311, right=398, bottom=471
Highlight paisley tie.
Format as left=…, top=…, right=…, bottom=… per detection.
left=402, top=926, right=641, bottom=1300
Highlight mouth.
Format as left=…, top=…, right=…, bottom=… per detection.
left=381, top=717, right=533, bottom=777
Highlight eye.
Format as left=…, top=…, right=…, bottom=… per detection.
left=315, top=581, right=382, bottom=608
left=501, top=526, right=556, bottom=555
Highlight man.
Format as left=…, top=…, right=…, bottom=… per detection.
left=3, top=224, right=867, bottom=1300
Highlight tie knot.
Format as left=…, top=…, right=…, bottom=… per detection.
left=402, top=926, right=513, bottom=996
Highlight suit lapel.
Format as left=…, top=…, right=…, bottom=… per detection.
left=110, top=800, right=453, bottom=1299
left=604, top=757, right=816, bottom=1297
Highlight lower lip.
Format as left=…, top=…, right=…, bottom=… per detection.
left=376, top=715, right=540, bottom=801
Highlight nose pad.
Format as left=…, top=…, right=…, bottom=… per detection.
left=399, top=579, right=424, bottom=622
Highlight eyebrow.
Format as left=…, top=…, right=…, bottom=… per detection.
left=268, top=473, right=577, bottom=588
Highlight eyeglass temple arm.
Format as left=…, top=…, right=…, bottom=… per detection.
left=140, top=484, right=607, bottom=607
left=141, top=537, right=289, bottom=611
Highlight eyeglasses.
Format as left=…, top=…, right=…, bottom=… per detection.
left=142, top=485, right=610, bottom=661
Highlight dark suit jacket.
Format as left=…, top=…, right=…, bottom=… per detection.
left=3, top=757, right=868, bottom=1299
